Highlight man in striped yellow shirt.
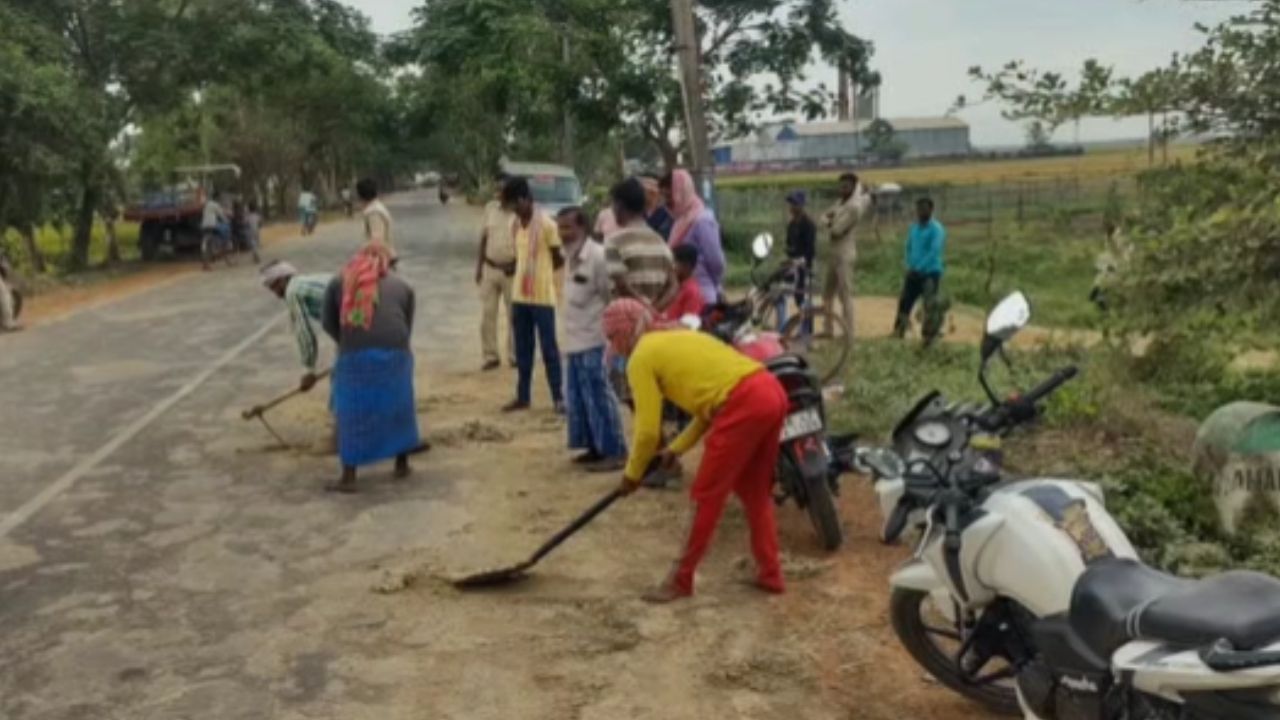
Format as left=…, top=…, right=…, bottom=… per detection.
left=502, top=177, right=566, bottom=413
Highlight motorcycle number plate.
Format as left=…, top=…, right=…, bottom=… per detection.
left=781, top=408, right=824, bottom=442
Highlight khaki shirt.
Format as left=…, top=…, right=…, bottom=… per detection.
left=482, top=200, right=516, bottom=264
left=823, top=187, right=871, bottom=247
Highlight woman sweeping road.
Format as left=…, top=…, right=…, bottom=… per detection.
left=605, top=299, right=788, bottom=603
left=322, top=243, right=421, bottom=493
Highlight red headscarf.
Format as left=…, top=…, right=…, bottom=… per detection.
left=668, top=169, right=705, bottom=248
left=603, top=298, right=678, bottom=360
left=340, top=243, right=392, bottom=329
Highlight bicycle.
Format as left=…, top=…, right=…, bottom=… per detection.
left=200, top=225, right=237, bottom=270
left=718, top=233, right=852, bottom=385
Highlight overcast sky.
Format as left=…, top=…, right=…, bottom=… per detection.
left=348, top=0, right=1250, bottom=147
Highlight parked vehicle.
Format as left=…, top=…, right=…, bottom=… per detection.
left=124, top=164, right=242, bottom=261
left=857, top=291, right=1280, bottom=719
left=502, top=161, right=584, bottom=216
left=727, top=233, right=851, bottom=385
left=700, top=289, right=843, bottom=550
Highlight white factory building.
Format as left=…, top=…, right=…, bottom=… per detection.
left=712, top=116, right=972, bottom=173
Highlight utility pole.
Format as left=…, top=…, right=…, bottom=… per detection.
left=561, top=34, right=574, bottom=167
left=670, top=0, right=715, bottom=207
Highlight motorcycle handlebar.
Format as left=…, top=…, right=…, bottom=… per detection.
left=1022, top=366, right=1079, bottom=406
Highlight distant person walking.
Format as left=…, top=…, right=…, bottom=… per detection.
left=298, top=188, right=318, bottom=236
left=357, top=178, right=394, bottom=254
left=820, top=173, right=870, bottom=338
left=502, top=177, right=565, bottom=413
left=341, top=186, right=354, bottom=217
left=558, top=207, right=627, bottom=472
left=665, top=169, right=725, bottom=305
left=0, top=250, right=21, bottom=333
left=322, top=244, right=421, bottom=493
left=641, top=175, right=674, bottom=241
left=245, top=202, right=262, bottom=264
left=894, top=197, right=947, bottom=346
left=476, top=172, right=517, bottom=371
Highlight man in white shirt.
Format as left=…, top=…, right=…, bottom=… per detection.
left=357, top=178, right=394, bottom=254
left=200, top=193, right=230, bottom=270
left=298, top=188, right=318, bottom=236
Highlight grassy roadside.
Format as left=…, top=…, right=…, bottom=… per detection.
left=825, top=332, right=1280, bottom=579
left=724, top=216, right=1103, bottom=330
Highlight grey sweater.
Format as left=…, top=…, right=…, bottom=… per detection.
left=322, top=274, right=415, bottom=354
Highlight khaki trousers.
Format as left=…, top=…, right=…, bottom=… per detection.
left=822, top=241, right=856, bottom=337
left=479, top=265, right=515, bottom=364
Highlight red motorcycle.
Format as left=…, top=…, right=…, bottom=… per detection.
left=700, top=301, right=844, bottom=550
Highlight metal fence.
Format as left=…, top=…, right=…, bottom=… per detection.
left=717, top=174, right=1137, bottom=237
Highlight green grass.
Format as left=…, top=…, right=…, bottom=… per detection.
left=723, top=216, right=1103, bottom=329
left=827, top=337, right=1280, bottom=577
left=2, top=221, right=141, bottom=274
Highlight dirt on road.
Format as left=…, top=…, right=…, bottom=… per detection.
left=251, top=360, right=998, bottom=720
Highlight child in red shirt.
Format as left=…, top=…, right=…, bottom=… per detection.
left=665, top=244, right=705, bottom=325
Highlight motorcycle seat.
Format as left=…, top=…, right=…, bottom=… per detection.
left=1070, top=559, right=1280, bottom=660
left=1136, top=570, right=1280, bottom=651
left=1070, top=559, right=1190, bottom=660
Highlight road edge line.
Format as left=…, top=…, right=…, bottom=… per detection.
left=0, top=315, right=284, bottom=539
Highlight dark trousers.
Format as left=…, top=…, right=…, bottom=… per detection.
left=895, top=271, right=943, bottom=341
left=512, top=302, right=563, bottom=405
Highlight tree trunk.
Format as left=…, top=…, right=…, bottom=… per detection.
left=69, top=167, right=100, bottom=271
left=104, top=215, right=121, bottom=265
left=19, top=225, right=45, bottom=274
left=1147, top=112, right=1156, bottom=167
left=654, top=136, right=679, bottom=172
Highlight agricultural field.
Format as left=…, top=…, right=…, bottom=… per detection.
left=715, top=144, right=1200, bottom=190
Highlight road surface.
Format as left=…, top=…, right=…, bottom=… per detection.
left=0, top=193, right=994, bottom=720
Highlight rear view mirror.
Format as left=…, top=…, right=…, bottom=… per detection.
left=751, top=233, right=774, bottom=260
left=984, top=292, right=1031, bottom=348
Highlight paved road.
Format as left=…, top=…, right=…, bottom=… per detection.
left=0, top=193, right=485, bottom=719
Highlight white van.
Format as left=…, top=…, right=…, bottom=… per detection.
left=502, top=161, right=584, bottom=215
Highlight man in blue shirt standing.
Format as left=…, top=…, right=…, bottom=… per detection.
left=894, top=197, right=947, bottom=346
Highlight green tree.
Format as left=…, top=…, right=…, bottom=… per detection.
left=864, top=119, right=907, bottom=162
left=402, top=0, right=877, bottom=176
left=1024, top=120, right=1053, bottom=152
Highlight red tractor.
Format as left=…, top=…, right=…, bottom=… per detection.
left=125, top=165, right=242, bottom=261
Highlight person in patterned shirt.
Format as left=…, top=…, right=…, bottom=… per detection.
left=260, top=261, right=332, bottom=391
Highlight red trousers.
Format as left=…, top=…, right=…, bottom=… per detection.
left=672, top=371, right=789, bottom=595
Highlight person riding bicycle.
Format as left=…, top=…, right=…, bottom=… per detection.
left=778, top=190, right=817, bottom=333
left=201, top=193, right=231, bottom=268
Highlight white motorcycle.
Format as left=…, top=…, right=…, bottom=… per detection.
left=855, top=292, right=1280, bottom=719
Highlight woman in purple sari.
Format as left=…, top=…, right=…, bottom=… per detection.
left=665, top=170, right=725, bottom=305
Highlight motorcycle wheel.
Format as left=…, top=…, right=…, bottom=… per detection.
left=890, top=588, right=1022, bottom=716
left=780, top=306, right=851, bottom=385
left=802, top=469, right=843, bottom=551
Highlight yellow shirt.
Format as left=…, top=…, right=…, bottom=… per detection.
left=512, top=213, right=562, bottom=306
left=624, top=330, right=763, bottom=480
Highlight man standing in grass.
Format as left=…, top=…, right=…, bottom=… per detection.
left=821, top=173, right=870, bottom=338
left=558, top=206, right=627, bottom=471
left=476, top=172, right=516, bottom=371
left=894, top=197, right=947, bottom=346
left=503, top=177, right=565, bottom=414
